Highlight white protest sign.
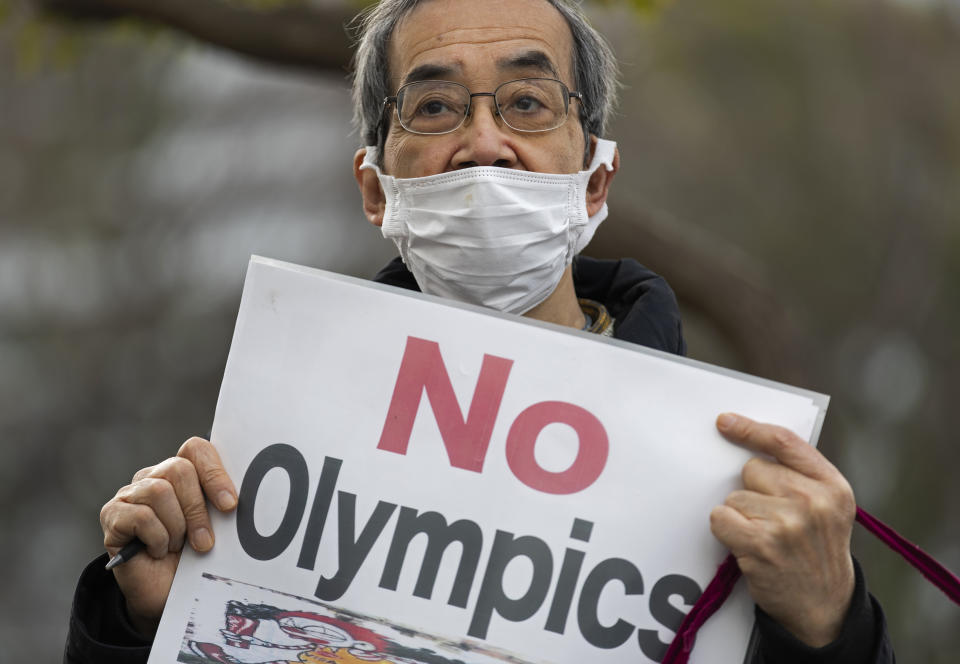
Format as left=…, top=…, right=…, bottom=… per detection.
left=149, top=256, right=828, bottom=664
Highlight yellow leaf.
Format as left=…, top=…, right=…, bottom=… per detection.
left=590, top=0, right=673, bottom=15
left=15, top=20, right=49, bottom=75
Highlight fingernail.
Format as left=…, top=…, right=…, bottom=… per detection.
left=217, top=491, right=237, bottom=511
left=193, top=527, right=213, bottom=551
left=717, top=413, right=738, bottom=430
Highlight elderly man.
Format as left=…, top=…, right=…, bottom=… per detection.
left=64, top=1, right=893, bottom=663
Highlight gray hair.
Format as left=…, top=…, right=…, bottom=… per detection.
left=349, top=0, right=620, bottom=163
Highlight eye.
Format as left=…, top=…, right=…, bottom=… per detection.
left=501, top=85, right=555, bottom=115
left=510, top=95, right=543, bottom=112
left=398, top=85, right=467, bottom=133
left=417, top=98, right=455, bottom=116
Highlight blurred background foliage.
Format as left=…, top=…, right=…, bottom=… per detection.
left=1, top=0, right=958, bottom=661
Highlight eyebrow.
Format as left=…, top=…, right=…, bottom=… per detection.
left=496, top=50, right=560, bottom=78
left=402, top=62, right=462, bottom=86
left=399, top=50, right=561, bottom=88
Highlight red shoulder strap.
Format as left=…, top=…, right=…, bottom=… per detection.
left=662, top=507, right=960, bottom=664
left=661, top=553, right=741, bottom=664
left=854, top=507, right=960, bottom=604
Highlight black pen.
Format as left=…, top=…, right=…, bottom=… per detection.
left=105, top=538, right=145, bottom=570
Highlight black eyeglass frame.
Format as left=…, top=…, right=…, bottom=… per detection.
left=378, top=77, right=584, bottom=138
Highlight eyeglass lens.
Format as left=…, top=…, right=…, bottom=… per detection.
left=396, top=79, right=571, bottom=134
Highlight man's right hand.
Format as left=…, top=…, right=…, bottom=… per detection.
left=98, top=437, right=237, bottom=637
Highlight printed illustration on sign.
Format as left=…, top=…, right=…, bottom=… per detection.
left=177, top=573, right=536, bottom=664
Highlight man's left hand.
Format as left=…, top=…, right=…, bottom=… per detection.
left=710, top=413, right=856, bottom=647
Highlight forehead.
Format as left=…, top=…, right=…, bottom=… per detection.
left=389, top=0, right=575, bottom=88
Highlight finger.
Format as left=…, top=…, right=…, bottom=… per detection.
left=709, top=503, right=760, bottom=554
left=723, top=489, right=794, bottom=521
left=115, top=478, right=188, bottom=552
left=101, top=500, right=170, bottom=559
left=132, top=464, right=159, bottom=484
left=177, top=437, right=237, bottom=512
left=716, top=413, right=838, bottom=481
left=740, top=456, right=822, bottom=498
left=143, top=456, right=214, bottom=552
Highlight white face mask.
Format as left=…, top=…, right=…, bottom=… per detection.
left=360, top=139, right=617, bottom=314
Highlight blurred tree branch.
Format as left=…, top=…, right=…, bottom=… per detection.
left=38, top=0, right=357, bottom=71
left=593, top=205, right=815, bottom=386
left=34, top=0, right=810, bottom=382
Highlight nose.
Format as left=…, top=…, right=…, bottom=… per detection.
left=452, top=96, right=518, bottom=169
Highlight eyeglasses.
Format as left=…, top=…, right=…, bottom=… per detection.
left=381, top=78, right=583, bottom=136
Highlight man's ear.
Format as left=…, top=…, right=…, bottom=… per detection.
left=353, top=148, right=386, bottom=227
left=584, top=135, right=619, bottom=217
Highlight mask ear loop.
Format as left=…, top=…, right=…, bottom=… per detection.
left=661, top=507, right=960, bottom=664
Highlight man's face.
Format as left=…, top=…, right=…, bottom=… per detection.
left=382, top=0, right=587, bottom=177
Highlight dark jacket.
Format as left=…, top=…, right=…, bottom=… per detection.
left=64, top=257, right=894, bottom=664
